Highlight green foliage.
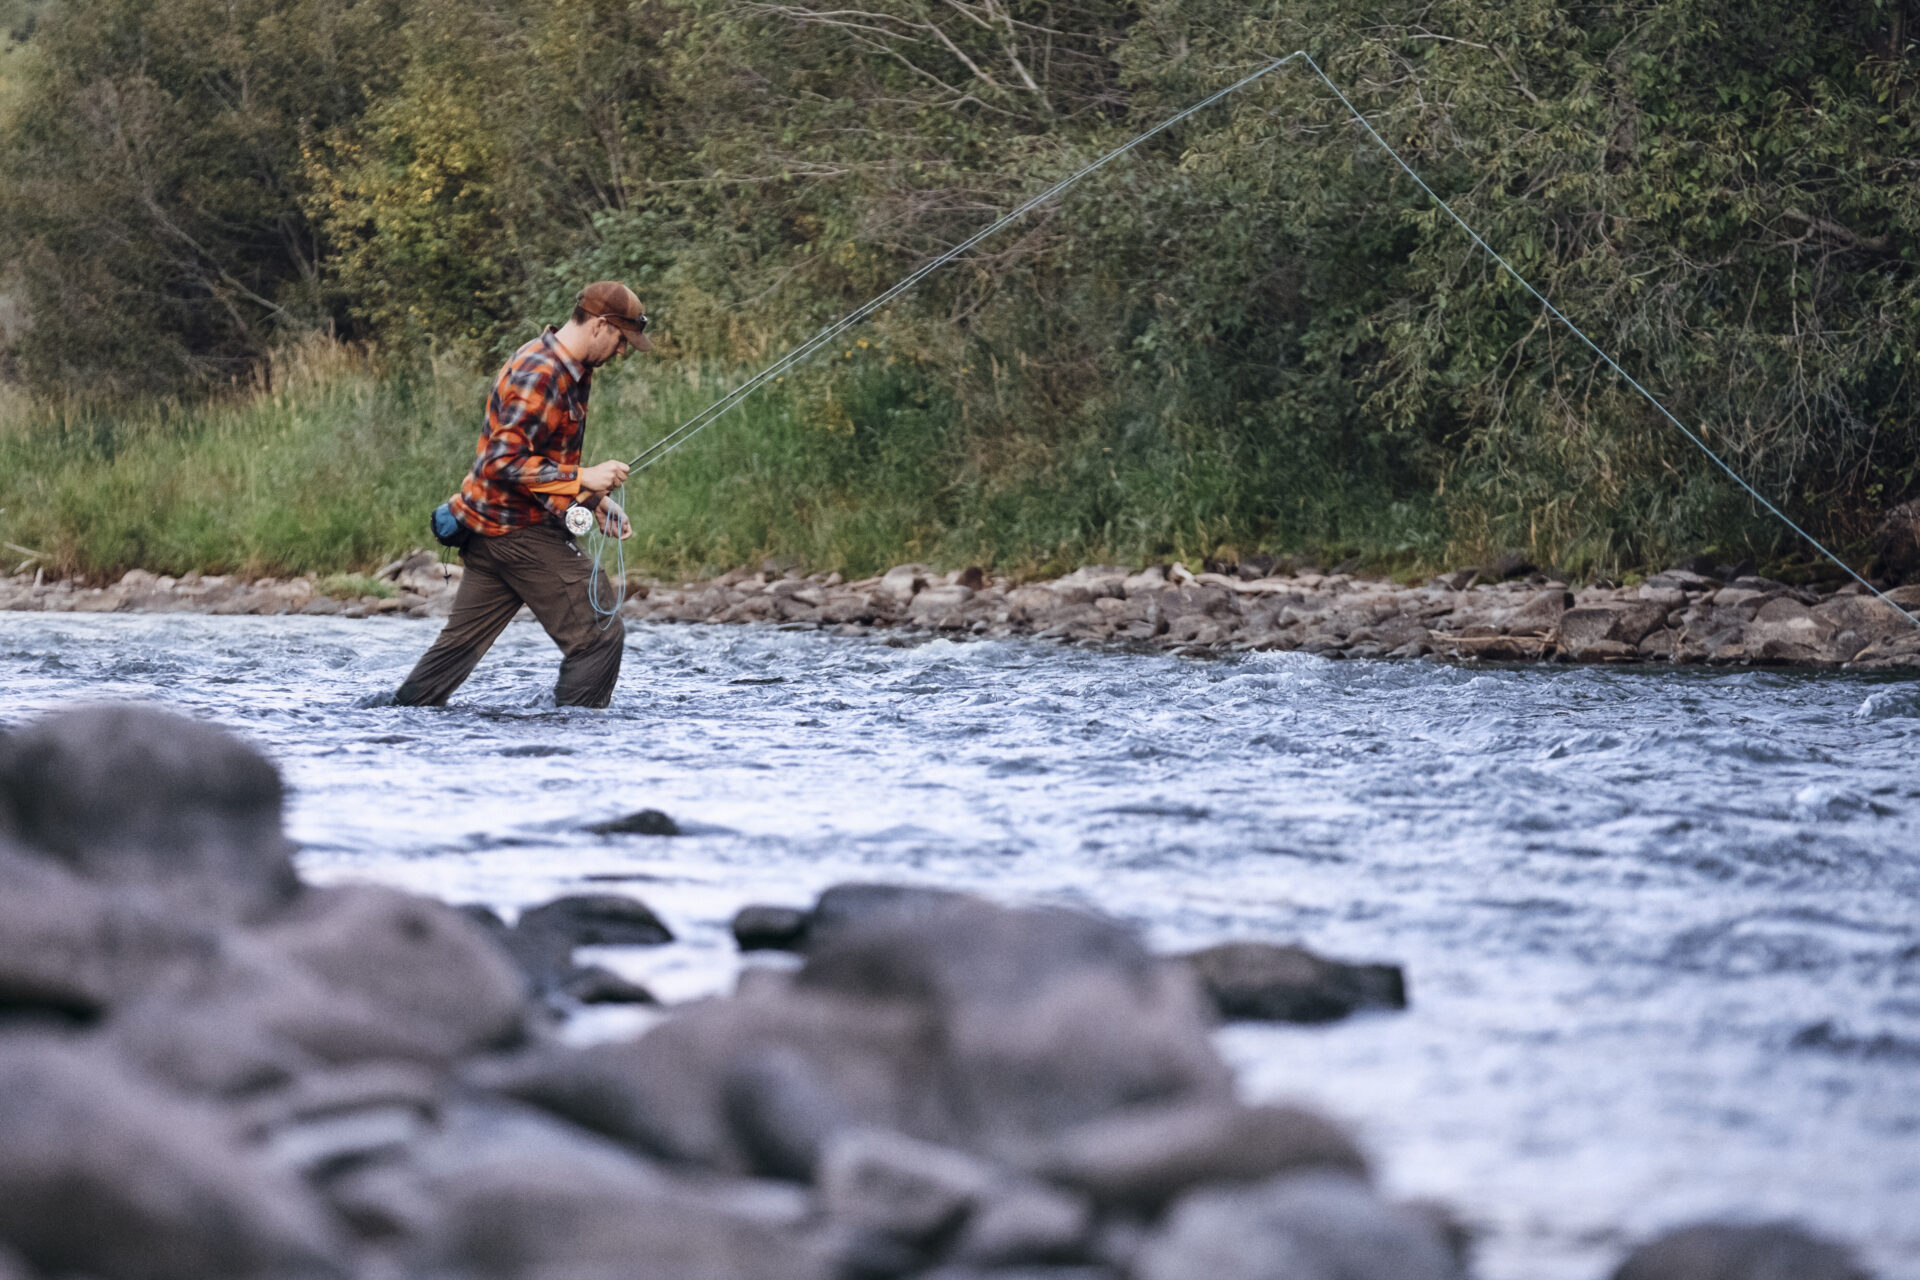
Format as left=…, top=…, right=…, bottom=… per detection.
left=317, top=572, right=397, bottom=599
left=0, top=0, right=407, bottom=392
left=2, top=0, right=1917, bottom=578
left=0, top=341, right=476, bottom=576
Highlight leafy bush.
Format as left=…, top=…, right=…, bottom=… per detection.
left=2, top=0, right=1916, bottom=577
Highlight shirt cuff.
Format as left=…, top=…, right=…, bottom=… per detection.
left=526, top=474, right=582, bottom=499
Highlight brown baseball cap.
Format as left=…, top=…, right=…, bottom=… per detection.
left=577, top=281, right=653, bottom=352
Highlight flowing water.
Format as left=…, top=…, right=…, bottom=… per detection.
left=3, top=612, right=1918, bottom=1279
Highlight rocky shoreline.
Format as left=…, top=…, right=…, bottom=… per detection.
left=0, top=705, right=1875, bottom=1280
left=6, top=554, right=1920, bottom=669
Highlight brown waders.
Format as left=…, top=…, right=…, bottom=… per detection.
left=394, top=522, right=624, bottom=708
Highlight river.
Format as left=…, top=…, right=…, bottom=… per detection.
left=2, top=612, right=1917, bottom=1279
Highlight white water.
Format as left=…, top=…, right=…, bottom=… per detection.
left=4, top=613, right=1917, bottom=1279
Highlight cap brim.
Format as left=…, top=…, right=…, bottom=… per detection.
left=613, top=319, right=653, bottom=352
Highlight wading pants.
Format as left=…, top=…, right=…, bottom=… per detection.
left=393, top=522, right=625, bottom=708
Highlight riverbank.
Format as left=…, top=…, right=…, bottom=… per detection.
left=6, top=555, right=1919, bottom=669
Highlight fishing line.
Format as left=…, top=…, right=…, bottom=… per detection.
left=588, top=50, right=1919, bottom=633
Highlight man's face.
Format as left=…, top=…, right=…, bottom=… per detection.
left=585, top=317, right=640, bottom=367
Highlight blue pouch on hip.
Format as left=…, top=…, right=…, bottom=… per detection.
left=431, top=501, right=472, bottom=548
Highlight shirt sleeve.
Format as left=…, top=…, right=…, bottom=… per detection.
left=475, top=367, right=582, bottom=511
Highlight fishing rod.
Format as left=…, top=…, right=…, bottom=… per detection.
left=588, top=51, right=1920, bottom=634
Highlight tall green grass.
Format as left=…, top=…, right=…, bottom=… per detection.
left=1, top=339, right=1452, bottom=583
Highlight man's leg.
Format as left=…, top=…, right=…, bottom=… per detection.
left=484, top=523, right=626, bottom=708
left=393, top=542, right=526, bottom=706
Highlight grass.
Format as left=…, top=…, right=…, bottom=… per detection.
left=0, top=336, right=1417, bottom=582
left=317, top=573, right=397, bottom=600
left=0, top=334, right=1824, bottom=586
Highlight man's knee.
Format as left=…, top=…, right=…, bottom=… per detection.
left=565, top=614, right=624, bottom=658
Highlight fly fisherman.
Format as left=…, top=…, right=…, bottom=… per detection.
left=393, top=282, right=650, bottom=708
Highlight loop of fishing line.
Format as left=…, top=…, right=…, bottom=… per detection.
left=587, top=51, right=1919, bottom=632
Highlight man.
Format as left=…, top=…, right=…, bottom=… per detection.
left=393, top=281, right=650, bottom=708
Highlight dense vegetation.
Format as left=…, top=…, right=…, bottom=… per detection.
left=1, top=0, right=1915, bottom=581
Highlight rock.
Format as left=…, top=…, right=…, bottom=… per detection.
left=1483, top=551, right=1536, bottom=580
left=1638, top=629, right=1678, bottom=660
left=879, top=565, right=931, bottom=603
left=733, top=904, right=812, bottom=951
left=1814, top=594, right=1911, bottom=662
left=1181, top=942, right=1406, bottom=1023
left=1649, top=568, right=1721, bottom=591
left=495, top=897, right=1229, bottom=1179
left=1611, top=1221, right=1867, bottom=1280
left=1873, top=498, right=1920, bottom=583
left=1743, top=597, right=1837, bottom=662
left=1122, top=566, right=1168, bottom=595
left=950, top=1181, right=1093, bottom=1268
left=583, top=808, right=680, bottom=836
left=241, top=1061, right=440, bottom=1174
left=0, top=704, right=298, bottom=921
left=819, top=1127, right=1092, bottom=1266
left=0, top=844, right=225, bottom=1025
left=107, top=999, right=310, bottom=1097
left=517, top=893, right=674, bottom=948
left=1028, top=1101, right=1367, bottom=1210
left=0, top=1037, right=347, bottom=1280
left=1133, top=1172, right=1461, bottom=1280
left=819, top=1127, right=995, bottom=1243
left=1555, top=602, right=1669, bottom=658
left=795, top=898, right=1232, bottom=1155
left=409, top=1139, right=833, bottom=1280
left=1434, top=634, right=1549, bottom=662
left=561, top=964, right=657, bottom=1004
left=484, top=984, right=938, bottom=1178
left=252, top=883, right=528, bottom=1062
left=803, top=882, right=980, bottom=951
left=911, top=585, right=977, bottom=626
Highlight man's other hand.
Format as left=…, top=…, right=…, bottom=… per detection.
left=579, top=459, right=631, bottom=494
left=597, top=499, right=633, bottom=540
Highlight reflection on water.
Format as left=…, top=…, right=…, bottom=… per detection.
left=3, top=613, right=1918, bottom=1280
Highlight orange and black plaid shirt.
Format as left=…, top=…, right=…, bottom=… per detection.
left=449, top=328, right=595, bottom=537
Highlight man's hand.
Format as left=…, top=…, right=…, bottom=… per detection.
left=578, top=459, right=630, bottom=495
left=596, top=498, right=633, bottom=540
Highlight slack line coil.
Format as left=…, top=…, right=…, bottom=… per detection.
left=587, top=52, right=1920, bottom=633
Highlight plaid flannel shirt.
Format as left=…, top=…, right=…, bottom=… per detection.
left=449, top=328, right=596, bottom=537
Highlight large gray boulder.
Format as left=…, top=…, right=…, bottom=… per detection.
left=1027, top=1100, right=1368, bottom=1210
left=1611, top=1221, right=1868, bottom=1280
left=0, top=1036, right=347, bottom=1280
left=104, top=885, right=530, bottom=1089
left=487, top=982, right=940, bottom=1177
left=0, top=842, right=223, bottom=1022
left=0, top=704, right=298, bottom=921
left=817, top=1127, right=1091, bottom=1266
left=399, top=1107, right=837, bottom=1280
left=250, top=884, right=528, bottom=1062
left=794, top=896, right=1232, bottom=1153
left=1134, top=1172, right=1462, bottom=1280
left=492, top=895, right=1230, bottom=1177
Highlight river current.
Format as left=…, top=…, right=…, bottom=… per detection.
left=2, top=613, right=1916, bottom=1279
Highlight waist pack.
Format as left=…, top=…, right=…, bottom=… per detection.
left=430, top=501, right=473, bottom=549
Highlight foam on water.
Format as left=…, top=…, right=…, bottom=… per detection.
left=2, top=613, right=1917, bottom=1279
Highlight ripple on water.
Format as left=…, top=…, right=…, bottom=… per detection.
left=0, top=614, right=1917, bottom=1280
